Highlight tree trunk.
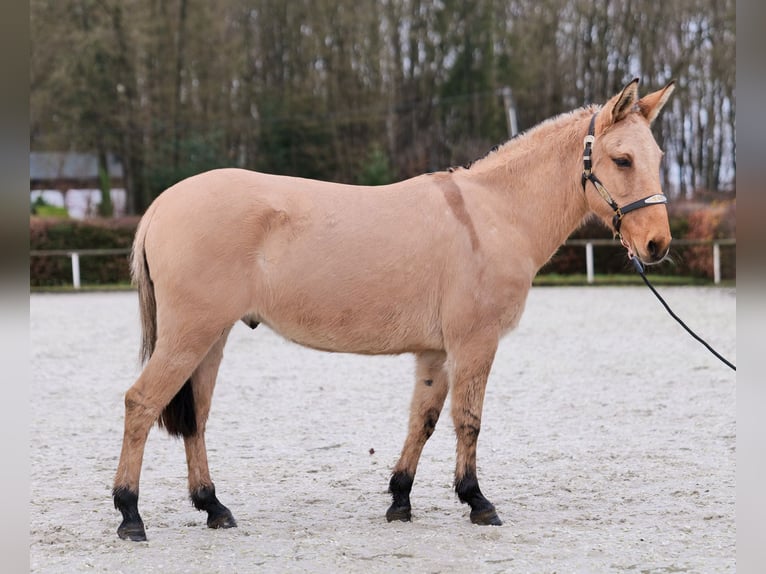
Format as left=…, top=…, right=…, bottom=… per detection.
left=97, top=148, right=114, bottom=217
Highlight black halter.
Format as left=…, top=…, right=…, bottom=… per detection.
left=581, top=113, right=668, bottom=235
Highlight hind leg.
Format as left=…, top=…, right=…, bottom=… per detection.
left=387, top=351, right=449, bottom=522
left=112, top=324, right=224, bottom=541
left=183, top=327, right=237, bottom=529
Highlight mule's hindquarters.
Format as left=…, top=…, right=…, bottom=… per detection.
left=112, top=210, right=237, bottom=540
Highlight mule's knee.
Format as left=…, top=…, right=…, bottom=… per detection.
left=456, top=419, right=480, bottom=444
left=422, top=407, right=440, bottom=439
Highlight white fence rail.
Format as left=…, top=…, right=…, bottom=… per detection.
left=31, top=239, right=736, bottom=289
left=30, top=248, right=130, bottom=289
left=564, top=238, right=736, bottom=284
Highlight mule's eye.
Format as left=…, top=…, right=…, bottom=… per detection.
left=612, top=156, right=632, bottom=168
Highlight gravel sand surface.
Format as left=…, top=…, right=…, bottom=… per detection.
left=30, top=287, right=735, bottom=573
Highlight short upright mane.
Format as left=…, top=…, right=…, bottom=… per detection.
left=448, top=105, right=598, bottom=173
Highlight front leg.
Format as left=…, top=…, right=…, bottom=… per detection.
left=387, top=351, right=449, bottom=522
left=449, top=339, right=503, bottom=526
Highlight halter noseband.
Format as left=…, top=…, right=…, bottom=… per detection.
left=581, top=113, right=667, bottom=235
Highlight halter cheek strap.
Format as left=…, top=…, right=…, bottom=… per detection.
left=581, top=113, right=667, bottom=234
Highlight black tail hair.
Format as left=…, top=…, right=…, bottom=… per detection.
left=133, top=210, right=197, bottom=438
left=157, top=379, right=197, bottom=437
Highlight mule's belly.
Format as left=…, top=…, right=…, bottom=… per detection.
left=254, top=286, right=444, bottom=355
left=266, top=321, right=443, bottom=355
left=241, top=193, right=448, bottom=354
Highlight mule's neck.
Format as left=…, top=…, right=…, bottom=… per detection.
left=460, top=107, right=597, bottom=271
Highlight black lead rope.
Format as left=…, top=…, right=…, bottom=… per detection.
left=629, top=256, right=736, bottom=371
left=581, top=112, right=734, bottom=372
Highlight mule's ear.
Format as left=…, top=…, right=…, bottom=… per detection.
left=600, top=78, right=640, bottom=130
left=638, top=80, right=676, bottom=125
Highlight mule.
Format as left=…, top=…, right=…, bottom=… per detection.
left=113, top=79, right=675, bottom=540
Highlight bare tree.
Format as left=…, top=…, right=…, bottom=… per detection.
left=30, top=0, right=735, bottom=211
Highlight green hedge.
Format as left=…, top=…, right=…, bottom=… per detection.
left=30, top=217, right=138, bottom=287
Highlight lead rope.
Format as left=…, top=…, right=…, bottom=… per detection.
left=629, top=255, right=736, bottom=371
left=582, top=112, right=734, bottom=371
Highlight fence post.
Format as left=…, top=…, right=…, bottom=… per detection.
left=585, top=242, right=595, bottom=284
left=70, top=252, right=81, bottom=289
left=713, top=242, right=721, bottom=285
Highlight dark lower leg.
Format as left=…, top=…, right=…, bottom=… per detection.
left=387, top=352, right=448, bottom=522
left=113, top=388, right=156, bottom=541
left=190, top=484, right=237, bottom=529
left=454, top=420, right=501, bottom=525
left=386, top=471, right=414, bottom=522
left=450, top=348, right=502, bottom=526
left=184, top=330, right=235, bottom=529
left=113, top=487, right=146, bottom=541
left=455, top=470, right=502, bottom=525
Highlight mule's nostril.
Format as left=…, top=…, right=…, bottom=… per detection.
left=646, top=239, right=669, bottom=262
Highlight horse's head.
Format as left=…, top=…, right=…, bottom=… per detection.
left=585, top=79, right=675, bottom=265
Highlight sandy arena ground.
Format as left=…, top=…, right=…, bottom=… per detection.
left=30, top=287, right=735, bottom=573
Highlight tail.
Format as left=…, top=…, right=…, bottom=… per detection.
left=130, top=212, right=157, bottom=365
left=131, top=208, right=197, bottom=438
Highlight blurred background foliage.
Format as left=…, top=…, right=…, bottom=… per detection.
left=31, top=0, right=735, bottom=216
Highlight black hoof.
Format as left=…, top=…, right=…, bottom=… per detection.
left=191, top=484, right=237, bottom=530
left=117, top=519, right=147, bottom=541
left=113, top=487, right=146, bottom=541
left=387, top=471, right=414, bottom=522
left=207, top=507, right=237, bottom=529
left=385, top=504, right=412, bottom=522
left=455, top=472, right=502, bottom=526
left=470, top=506, right=503, bottom=526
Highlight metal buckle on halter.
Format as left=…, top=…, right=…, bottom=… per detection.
left=642, top=194, right=668, bottom=205
left=612, top=209, right=624, bottom=234
left=582, top=134, right=595, bottom=181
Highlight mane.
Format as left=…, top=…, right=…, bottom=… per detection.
left=445, top=105, right=599, bottom=174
